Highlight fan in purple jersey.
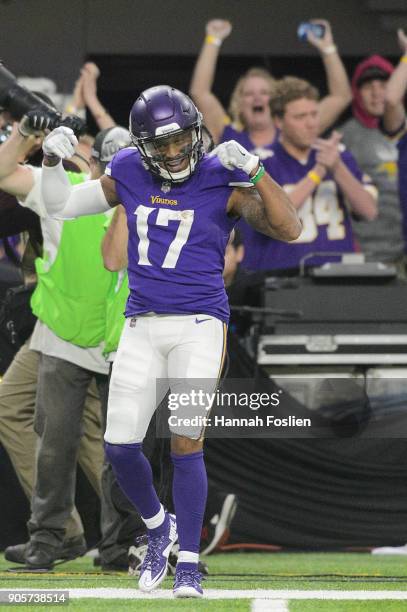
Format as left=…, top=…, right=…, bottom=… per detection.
left=35, top=85, right=301, bottom=598
left=239, top=76, right=378, bottom=272
left=189, top=18, right=351, bottom=158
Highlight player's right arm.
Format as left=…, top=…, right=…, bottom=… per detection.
left=40, top=127, right=120, bottom=218
left=189, top=19, right=232, bottom=144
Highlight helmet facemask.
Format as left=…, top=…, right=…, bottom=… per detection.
left=131, top=119, right=203, bottom=183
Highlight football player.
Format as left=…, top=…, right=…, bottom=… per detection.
left=36, top=85, right=301, bottom=597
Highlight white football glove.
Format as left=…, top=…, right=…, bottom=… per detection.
left=42, top=126, right=78, bottom=159
left=211, top=140, right=259, bottom=175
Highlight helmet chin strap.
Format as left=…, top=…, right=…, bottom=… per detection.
left=158, top=157, right=195, bottom=182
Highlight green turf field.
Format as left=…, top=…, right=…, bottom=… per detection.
left=1, top=551, right=407, bottom=610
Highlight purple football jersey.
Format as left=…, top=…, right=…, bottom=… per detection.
left=220, top=124, right=277, bottom=161
left=397, top=132, right=407, bottom=252
left=106, top=149, right=250, bottom=323
left=239, top=141, right=368, bottom=271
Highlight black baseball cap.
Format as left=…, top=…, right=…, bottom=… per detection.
left=356, top=66, right=390, bottom=88
left=91, top=126, right=131, bottom=164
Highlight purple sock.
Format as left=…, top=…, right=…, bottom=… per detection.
left=171, top=450, right=207, bottom=568
left=105, top=442, right=165, bottom=532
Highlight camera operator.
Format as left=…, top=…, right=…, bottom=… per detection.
left=0, top=105, right=131, bottom=569
left=0, top=114, right=102, bottom=563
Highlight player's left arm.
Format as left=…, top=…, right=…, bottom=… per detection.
left=229, top=184, right=301, bottom=241
left=306, top=19, right=352, bottom=133
left=213, top=141, right=301, bottom=241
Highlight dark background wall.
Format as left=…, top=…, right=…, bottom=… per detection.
left=1, top=0, right=406, bottom=92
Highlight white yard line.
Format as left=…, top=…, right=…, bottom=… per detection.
left=251, top=599, right=289, bottom=612
left=2, top=588, right=407, bottom=600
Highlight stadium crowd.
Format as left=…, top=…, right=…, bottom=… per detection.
left=0, top=15, right=407, bottom=598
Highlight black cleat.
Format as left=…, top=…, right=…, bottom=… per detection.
left=5, top=535, right=87, bottom=566
left=24, top=542, right=63, bottom=570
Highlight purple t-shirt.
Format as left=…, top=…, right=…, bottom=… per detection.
left=220, top=124, right=277, bottom=161
left=106, top=149, right=250, bottom=323
left=397, top=132, right=407, bottom=251
left=239, top=140, right=368, bottom=271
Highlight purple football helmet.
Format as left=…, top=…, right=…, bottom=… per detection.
left=129, top=85, right=203, bottom=182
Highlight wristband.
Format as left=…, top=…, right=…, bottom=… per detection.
left=322, top=45, right=337, bottom=55
left=43, top=153, right=61, bottom=166
left=250, top=163, right=266, bottom=185
left=205, top=34, right=222, bottom=47
left=401, top=56, right=407, bottom=65
left=307, top=170, right=322, bottom=185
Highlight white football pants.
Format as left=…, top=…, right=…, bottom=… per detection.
left=104, top=313, right=227, bottom=443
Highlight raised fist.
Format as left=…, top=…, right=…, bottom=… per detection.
left=42, top=126, right=78, bottom=159
left=211, top=140, right=259, bottom=175
left=81, top=63, right=101, bottom=103
left=81, top=62, right=100, bottom=80
left=206, top=19, right=232, bottom=41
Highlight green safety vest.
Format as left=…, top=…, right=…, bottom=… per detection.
left=30, top=171, right=117, bottom=348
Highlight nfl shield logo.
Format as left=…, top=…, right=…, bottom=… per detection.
left=130, top=317, right=137, bottom=328
left=161, top=181, right=171, bottom=193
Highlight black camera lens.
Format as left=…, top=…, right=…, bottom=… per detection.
left=0, top=62, right=86, bottom=135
